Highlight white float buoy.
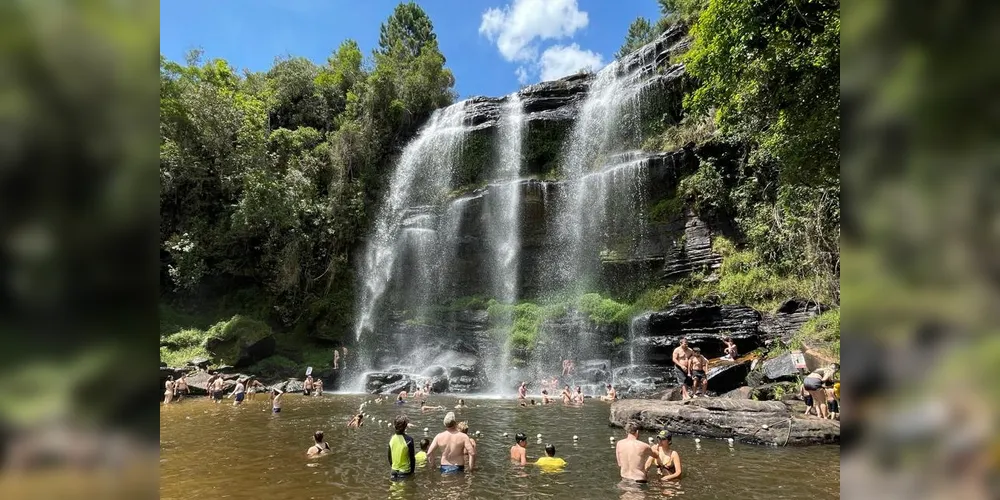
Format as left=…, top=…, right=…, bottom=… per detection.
left=424, top=427, right=429, bottom=432
left=536, top=434, right=542, bottom=438
left=694, top=438, right=701, bottom=443
left=573, top=435, right=578, bottom=440
left=761, top=424, right=769, bottom=429
left=503, top=432, right=508, bottom=437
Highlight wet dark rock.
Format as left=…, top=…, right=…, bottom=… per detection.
left=283, top=379, right=304, bottom=394
left=721, top=387, right=754, bottom=399
left=187, top=357, right=210, bottom=369
left=610, top=398, right=840, bottom=445
left=761, top=353, right=805, bottom=382
left=759, top=298, right=829, bottom=343
left=707, top=360, right=751, bottom=394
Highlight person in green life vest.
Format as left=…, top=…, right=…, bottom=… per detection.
left=388, top=414, right=416, bottom=480
left=535, top=443, right=567, bottom=471
left=415, top=437, right=431, bottom=467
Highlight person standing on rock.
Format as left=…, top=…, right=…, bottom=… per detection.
left=672, top=338, right=695, bottom=400
left=689, top=348, right=709, bottom=397
left=803, top=363, right=839, bottom=419
left=601, top=384, right=618, bottom=402
left=616, top=421, right=655, bottom=484
left=342, top=347, right=348, bottom=370
left=722, top=336, right=738, bottom=360
left=426, top=411, right=475, bottom=474
left=333, top=348, right=340, bottom=370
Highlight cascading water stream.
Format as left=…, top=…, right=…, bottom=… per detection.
left=484, top=93, right=524, bottom=394
left=352, top=102, right=468, bottom=386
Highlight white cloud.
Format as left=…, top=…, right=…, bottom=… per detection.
left=538, top=44, right=604, bottom=81
left=478, top=0, right=589, bottom=62
left=515, top=66, right=530, bottom=85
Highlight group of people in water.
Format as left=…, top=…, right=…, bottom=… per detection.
left=309, top=403, right=684, bottom=485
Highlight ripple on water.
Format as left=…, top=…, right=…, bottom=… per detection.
left=160, top=394, right=839, bottom=500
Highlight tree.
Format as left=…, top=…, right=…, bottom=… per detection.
left=658, top=0, right=708, bottom=24
left=377, top=2, right=438, bottom=61
left=616, top=17, right=657, bottom=59
left=682, top=0, right=840, bottom=289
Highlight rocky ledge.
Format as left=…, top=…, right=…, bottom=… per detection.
left=609, top=398, right=839, bottom=446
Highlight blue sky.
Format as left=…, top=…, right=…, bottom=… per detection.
left=160, top=0, right=661, bottom=98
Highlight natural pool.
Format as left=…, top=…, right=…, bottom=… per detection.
left=160, top=393, right=839, bottom=499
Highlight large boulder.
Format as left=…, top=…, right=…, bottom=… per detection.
left=203, top=315, right=275, bottom=367
left=610, top=398, right=840, bottom=445
left=706, top=359, right=751, bottom=395
left=761, top=353, right=805, bottom=382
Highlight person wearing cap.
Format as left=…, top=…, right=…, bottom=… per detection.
left=426, top=411, right=475, bottom=473
left=645, top=431, right=682, bottom=480
left=510, top=432, right=528, bottom=465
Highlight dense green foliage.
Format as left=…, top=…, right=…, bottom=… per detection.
left=160, top=3, right=456, bottom=364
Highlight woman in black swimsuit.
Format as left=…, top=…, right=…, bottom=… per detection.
left=646, top=431, right=682, bottom=480
left=803, top=363, right=839, bottom=419
left=307, top=431, right=331, bottom=457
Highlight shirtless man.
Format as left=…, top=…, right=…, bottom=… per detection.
left=517, top=381, right=527, bottom=401
left=573, top=386, right=584, bottom=404
left=454, top=398, right=468, bottom=409
left=560, top=385, right=573, bottom=404
left=174, top=375, right=189, bottom=401
left=271, top=388, right=284, bottom=413
left=163, top=376, right=175, bottom=405
left=210, top=375, right=225, bottom=404
left=426, top=412, right=476, bottom=473
left=601, top=383, right=617, bottom=402
left=396, top=390, right=408, bottom=405
left=672, top=338, right=695, bottom=399
left=616, top=421, right=655, bottom=484
left=304, top=375, right=314, bottom=396
left=333, top=348, right=340, bottom=370
left=230, top=378, right=246, bottom=406
left=689, top=348, right=709, bottom=396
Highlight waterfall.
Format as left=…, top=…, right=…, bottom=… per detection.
left=354, top=102, right=468, bottom=357
left=484, top=94, right=524, bottom=394
left=545, top=61, right=649, bottom=294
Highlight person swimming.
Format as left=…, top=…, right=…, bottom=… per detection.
left=387, top=414, right=416, bottom=481
left=454, top=398, right=467, bottom=409
left=517, top=381, right=527, bottom=401
left=396, top=391, right=407, bottom=405
left=541, top=390, right=551, bottom=404
left=510, top=433, right=528, bottom=465
left=348, top=413, right=365, bottom=428
left=573, top=386, right=584, bottom=404
left=616, top=421, right=655, bottom=484
left=645, top=430, right=682, bottom=480
left=421, top=401, right=445, bottom=413
left=535, top=443, right=567, bottom=470
left=307, top=430, right=331, bottom=457
left=415, top=438, right=430, bottom=466
left=561, top=385, right=573, bottom=404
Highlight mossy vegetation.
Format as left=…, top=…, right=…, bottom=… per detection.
left=790, top=309, right=840, bottom=358
left=159, top=313, right=273, bottom=367
left=642, top=112, right=717, bottom=153
left=648, top=192, right=685, bottom=223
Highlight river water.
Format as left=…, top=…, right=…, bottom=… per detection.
left=160, top=394, right=839, bottom=499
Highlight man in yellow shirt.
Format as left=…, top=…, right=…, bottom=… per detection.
left=535, top=444, right=566, bottom=471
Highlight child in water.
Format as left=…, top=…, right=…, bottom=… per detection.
left=510, top=433, right=528, bottom=465
left=415, top=438, right=430, bottom=466
left=535, top=444, right=567, bottom=470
